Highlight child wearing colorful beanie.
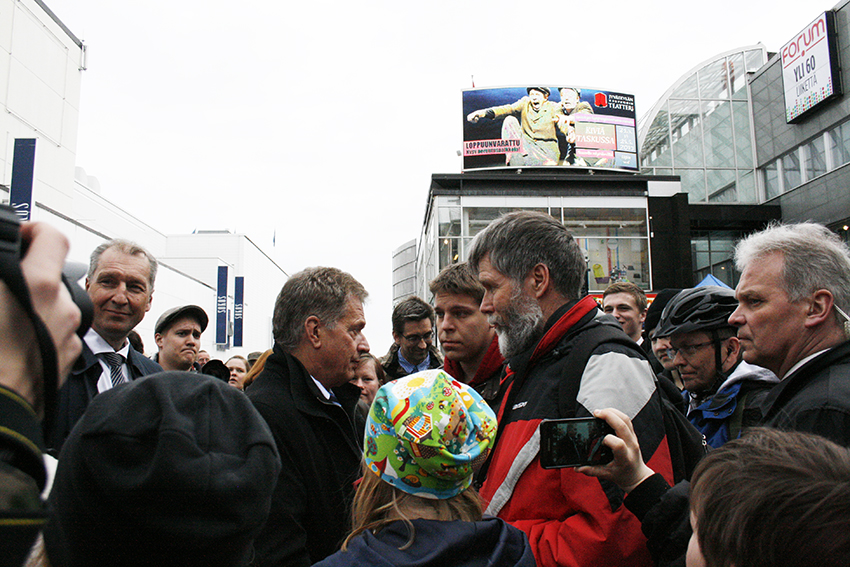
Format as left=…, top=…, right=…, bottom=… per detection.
left=315, top=369, right=535, bottom=567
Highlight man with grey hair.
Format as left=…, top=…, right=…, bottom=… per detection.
left=730, top=221, right=850, bottom=447
left=468, top=211, right=674, bottom=567
left=381, top=295, right=442, bottom=380
left=246, top=266, right=369, bottom=566
left=48, top=239, right=162, bottom=453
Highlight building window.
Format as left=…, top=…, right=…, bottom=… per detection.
left=465, top=207, right=548, bottom=238
left=691, top=231, right=740, bottom=287
left=764, top=160, right=781, bottom=200
left=561, top=207, right=647, bottom=237
left=439, top=237, right=460, bottom=267
left=438, top=203, right=461, bottom=237
left=581, top=237, right=650, bottom=291
left=707, top=169, right=737, bottom=202
left=803, top=136, right=827, bottom=182
left=829, top=121, right=850, bottom=168
left=446, top=202, right=650, bottom=292
left=781, top=151, right=801, bottom=191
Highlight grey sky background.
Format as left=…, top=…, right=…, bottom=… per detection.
left=50, top=0, right=820, bottom=354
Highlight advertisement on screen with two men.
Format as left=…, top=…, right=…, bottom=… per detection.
left=462, top=86, right=638, bottom=172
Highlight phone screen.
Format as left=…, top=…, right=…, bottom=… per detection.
left=539, top=417, right=614, bottom=469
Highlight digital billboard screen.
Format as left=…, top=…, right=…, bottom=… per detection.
left=781, top=11, right=841, bottom=123
left=462, top=86, right=638, bottom=172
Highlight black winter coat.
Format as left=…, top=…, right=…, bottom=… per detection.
left=760, top=340, right=850, bottom=448
left=48, top=341, right=162, bottom=454
left=246, top=345, right=363, bottom=567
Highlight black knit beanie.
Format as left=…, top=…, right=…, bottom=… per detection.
left=43, top=372, right=281, bottom=567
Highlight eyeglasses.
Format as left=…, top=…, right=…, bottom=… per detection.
left=402, top=330, right=433, bottom=344
left=666, top=341, right=714, bottom=360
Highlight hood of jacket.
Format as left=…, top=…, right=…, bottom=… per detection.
left=314, top=517, right=535, bottom=567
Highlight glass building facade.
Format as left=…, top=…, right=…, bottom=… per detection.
left=639, top=46, right=768, bottom=204
left=416, top=193, right=652, bottom=301
left=391, top=239, right=417, bottom=303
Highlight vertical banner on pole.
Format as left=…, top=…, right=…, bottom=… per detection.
left=233, top=276, right=244, bottom=347
left=10, top=139, right=37, bottom=221
left=216, top=266, right=228, bottom=345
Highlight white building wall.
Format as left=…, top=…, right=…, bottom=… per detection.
left=0, top=0, right=83, bottom=212
left=164, top=233, right=287, bottom=358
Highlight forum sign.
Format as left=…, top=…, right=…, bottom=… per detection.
left=462, top=86, right=639, bottom=172
left=782, top=11, right=841, bottom=123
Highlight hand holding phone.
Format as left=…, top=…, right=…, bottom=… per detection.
left=539, top=417, right=615, bottom=469
left=573, top=408, right=657, bottom=493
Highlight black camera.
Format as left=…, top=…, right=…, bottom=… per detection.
left=0, top=204, right=93, bottom=338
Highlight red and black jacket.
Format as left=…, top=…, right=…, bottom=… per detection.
left=479, top=297, right=676, bottom=567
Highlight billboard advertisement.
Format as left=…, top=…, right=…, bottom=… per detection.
left=782, top=11, right=841, bottom=123
left=462, top=86, right=638, bottom=172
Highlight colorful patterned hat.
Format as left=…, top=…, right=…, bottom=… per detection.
left=363, top=369, right=497, bottom=499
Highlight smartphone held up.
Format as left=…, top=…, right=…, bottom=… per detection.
left=539, top=417, right=614, bottom=469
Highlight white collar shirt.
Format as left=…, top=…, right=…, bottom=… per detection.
left=84, top=328, right=131, bottom=393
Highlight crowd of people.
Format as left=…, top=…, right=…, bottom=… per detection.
left=2, top=209, right=850, bottom=567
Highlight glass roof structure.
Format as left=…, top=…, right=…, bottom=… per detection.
left=638, top=46, right=768, bottom=203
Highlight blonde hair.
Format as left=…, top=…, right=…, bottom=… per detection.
left=343, top=464, right=483, bottom=551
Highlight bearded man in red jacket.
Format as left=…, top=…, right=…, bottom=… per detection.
left=469, top=210, right=675, bottom=567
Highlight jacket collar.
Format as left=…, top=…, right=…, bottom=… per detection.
left=269, top=345, right=361, bottom=420
left=72, top=341, right=100, bottom=374
left=72, top=341, right=154, bottom=378
left=507, top=296, right=600, bottom=379
left=443, top=334, right=505, bottom=386
left=760, top=339, right=850, bottom=417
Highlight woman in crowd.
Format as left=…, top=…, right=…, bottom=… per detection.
left=315, top=369, right=535, bottom=567
left=351, top=352, right=385, bottom=407
left=241, top=349, right=271, bottom=390
left=225, top=355, right=249, bottom=390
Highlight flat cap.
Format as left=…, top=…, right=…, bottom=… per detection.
left=155, top=305, right=208, bottom=334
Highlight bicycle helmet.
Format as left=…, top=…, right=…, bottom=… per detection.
left=656, top=286, right=737, bottom=338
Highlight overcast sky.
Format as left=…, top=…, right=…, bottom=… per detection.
left=49, top=0, right=823, bottom=354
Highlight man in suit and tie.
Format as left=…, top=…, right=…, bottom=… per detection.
left=47, top=239, right=162, bottom=454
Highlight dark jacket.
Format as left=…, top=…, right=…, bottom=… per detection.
left=246, top=345, right=363, bottom=567
left=616, top=341, right=850, bottom=567
left=47, top=340, right=162, bottom=454
left=759, top=340, right=850, bottom=448
left=381, top=343, right=442, bottom=381
left=0, top=386, right=48, bottom=567
left=479, top=297, right=675, bottom=567
left=313, top=517, right=536, bottom=567
left=623, top=474, right=690, bottom=567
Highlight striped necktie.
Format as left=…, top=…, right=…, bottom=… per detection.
left=100, top=352, right=127, bottom=388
